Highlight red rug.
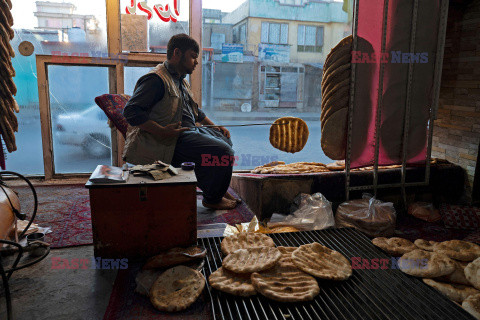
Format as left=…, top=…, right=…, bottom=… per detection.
left=15, top=185, right=253, bottom=249
left=16, top=184, right=92, bottom=248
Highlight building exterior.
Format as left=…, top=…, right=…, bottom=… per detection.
left=34, top=1, right=99, bottom=42
left=203, top=0, right=349, bottom=112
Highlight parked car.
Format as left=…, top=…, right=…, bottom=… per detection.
left=54, top=105, right=111, bottom=158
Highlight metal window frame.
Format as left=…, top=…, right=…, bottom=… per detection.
left=36, top=0, right=202, bottom=180
left=345, top=0, right=450, bottom=200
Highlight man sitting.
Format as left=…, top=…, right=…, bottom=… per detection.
left=123, top=34, right=239, bottom=210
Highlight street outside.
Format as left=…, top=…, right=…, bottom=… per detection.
left=6, top=110, right=332, bottom=175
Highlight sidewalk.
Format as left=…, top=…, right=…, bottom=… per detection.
left=207, top=110, right=321, bottom=122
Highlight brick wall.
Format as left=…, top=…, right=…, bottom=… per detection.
left=432, top=0, right=480, bottom=188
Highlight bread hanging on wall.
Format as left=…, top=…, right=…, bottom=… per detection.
left=0, top=0, right=17, bottom=152
left=320, top=36, right=352, bottom=160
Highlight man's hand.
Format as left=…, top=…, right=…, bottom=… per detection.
left=217, top=126, right=231, bottom=138
left=162, top=122, right=190, bottom=137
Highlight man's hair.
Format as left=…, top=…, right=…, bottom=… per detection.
left=167, top=34, right=199, bottom=59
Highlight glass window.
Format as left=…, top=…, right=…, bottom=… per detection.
left=269, top=23, right=280, bottom=44
left=298, top=25, right=325, bottom=52
left=280, top=24, right=289, bottom=44
left=261, top=22, right=269, bottom=43
left=119, top=0, right=190, bottom=53
left=202, top=0, right=351, bottom=168
left=7, top=0, right=109, bottom=174
left=124, top=66, right=156, bottom=96
left=48, top=65, right=111, bottom=174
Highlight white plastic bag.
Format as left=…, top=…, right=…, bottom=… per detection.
left=269, top=193, right=335, bottom=231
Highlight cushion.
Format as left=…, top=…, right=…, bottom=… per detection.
left=94, top=94, right=131, bottom=138
left=440, top=204, right=480, bottom=230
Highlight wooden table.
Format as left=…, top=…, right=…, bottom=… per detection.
left=86, top=169, right=197, bottom=259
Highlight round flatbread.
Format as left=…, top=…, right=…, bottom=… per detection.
left=463, top=293, right=480, bottom=319
left=208, top=267, right=256, bottom=297
left=149, top=265, right=205, bottom=312
left=436, top=260, right=470, bottom=286
left=323, top=35, right=352, bottom=74
left=423, top=278, right=479, bottom=303
left=276, top=246, right=297, bottom=268
left=398, top=249, right=456, bottom=278
left=465, top=258, right=480, bottom=290
left=326, top=160, right=345, bottom=171
left=222, top=247, right=281, bottom=274
left=321, top=107, right=348, bottom=160
left=372, top=237, right=418, bottom=256
left=434, top=240, right=480, bottom=262
left=292, top=242, right=352, bottom=280
left=269, top=117, right=309, bottom=153
left=414, top=239, right=438, bottom=251
left=251, top=264, right=320, bottom=302
left=220, top=232, right=275, bottom=255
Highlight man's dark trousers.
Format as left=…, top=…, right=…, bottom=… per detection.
left=171, top=127, right=234, bottom=204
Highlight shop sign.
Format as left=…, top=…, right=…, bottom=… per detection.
left=258, top=44, right=290, bottom=63
left=221, top=44, right=244, bottom=63
left=125, top=0, right=180, bottom=22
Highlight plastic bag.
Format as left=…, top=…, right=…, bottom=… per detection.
left=268, top=193, right=335, bottom=231
left=335, top=194, right=396, bottom=237
left=408, top=202, right=441, bottom=222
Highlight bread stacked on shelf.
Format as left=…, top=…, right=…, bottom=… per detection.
left=320, top=35, right=352, bottom=160
left=0, top=0, right=17, bottom=152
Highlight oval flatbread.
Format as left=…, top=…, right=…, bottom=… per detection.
left=423, top=278, right=479, bottom=303
left=434, top=240, right=480, bottom=262
left=465, top=258, right=480, bottom=290
left=222, top=247, right=281, bottom=273
left=149, top=266, right=205, bottom=312
left=463, top=293, right=480, bottom=319
left=208, top=267, right=256, bottom=297
left=372, top=237, right=418, bottom=256
left=143, top=246, right=207, bottom=269
left=269, top=117, right=309, bottom=153
left=277, top=246, right=297, bottom=268
left=414, top=239, right=438, bottom=252
left=220, top=232, right=275, bottom=255
left=436, top=260, right=471, bottom=286
left=292, top=242, right=352, bottom=280
left=251, top=264, right=320, bottom=302
left=398, top=249, right=456, bottom=278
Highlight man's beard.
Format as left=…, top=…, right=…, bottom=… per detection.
left=180, top=54, right=194, bottom=74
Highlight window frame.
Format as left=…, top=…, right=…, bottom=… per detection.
left=297, top=25, right=324, bottom=53
left=36, top=0, right=202, bottom=179
left=261, top=21, right=289, bottom=45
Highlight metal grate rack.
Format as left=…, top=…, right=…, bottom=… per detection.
left=199, top=229, right=474, bottom=320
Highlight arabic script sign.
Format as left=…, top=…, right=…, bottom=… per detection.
left=125, top=0, right=180, bottom=22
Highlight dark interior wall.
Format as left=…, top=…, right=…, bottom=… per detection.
left=432, top=0, right=480, bottom=196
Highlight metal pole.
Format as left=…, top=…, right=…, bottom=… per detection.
left=345, top=0, right=360, bottom=201
left=372, top=0, right=390, bottom=197
left=401, top=0, right=419, bottom=208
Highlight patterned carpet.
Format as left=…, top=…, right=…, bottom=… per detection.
left=14, top=185, right=254, bottom=248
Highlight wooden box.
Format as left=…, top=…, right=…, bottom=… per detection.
left=85, top=169, right=197, bottom=259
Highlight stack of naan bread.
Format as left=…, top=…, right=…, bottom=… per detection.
left=0, top=0, right=18, bottom=152
left=208, top=232, right=352, bottom=302
left=372, top=237, right=480, bottom=319
left=135, top=246, right=207, bottom=312
left=320, top=35, right=352, bottom=160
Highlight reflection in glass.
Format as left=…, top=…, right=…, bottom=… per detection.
left=48, top=65, right=110, bottom=174
left=120, top=0, right=190, bottom=53
left=202, top=0, right=351, bottom=168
